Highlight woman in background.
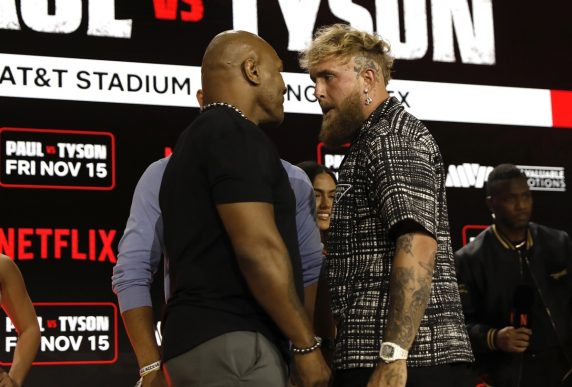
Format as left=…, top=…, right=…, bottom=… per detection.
left=296, top=161, right=337, bottom=247
left=0, top=254, right=40, bottom=387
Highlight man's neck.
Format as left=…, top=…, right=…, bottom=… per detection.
left=362, top=91, right=390, bottom=119
left=494, top=223, right=527, bottom=243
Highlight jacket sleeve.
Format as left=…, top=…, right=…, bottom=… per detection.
left=284, top=163, right=324, bottom=287
left=111, top=158, right=168, bottom=313
left=565, top=232, right=572, bottom=285
left=455, top=248, right=498, bottom=353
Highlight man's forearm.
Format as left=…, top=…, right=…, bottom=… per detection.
left=122, top=307, right=161, bottom=367
left=236, top=242, right=316, bottom=348
left=304, top=282, right=318, bottom=324
left=217, top=202, right=318, bottom=348
left=384, top=232, right=436, bottom=349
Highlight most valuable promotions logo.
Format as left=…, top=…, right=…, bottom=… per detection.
left=518, top=165, right=566, bottom=192
left=446, top=163, right=566, bottom=192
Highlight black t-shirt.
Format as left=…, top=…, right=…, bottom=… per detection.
left=159, top=105, right=303, bottom=362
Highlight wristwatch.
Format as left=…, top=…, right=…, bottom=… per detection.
left=379, top=341, right=408, bottom=363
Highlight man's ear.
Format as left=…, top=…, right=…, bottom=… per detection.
left=361, top=67, right=379, bottom=92
left=486, top=196, right=494, bottom=212
left=242, top=54, right=261, bottom=85
left=196, top=89, right=204, bottom=108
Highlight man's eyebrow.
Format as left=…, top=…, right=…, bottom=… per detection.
left=311, top=69, right=333, bottom=81
left=315, top=69, right=332, bottom=77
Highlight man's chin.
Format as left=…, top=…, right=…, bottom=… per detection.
left=260, top=113, right=284, bottom=128
left=513, top=220, right=530, bottom=229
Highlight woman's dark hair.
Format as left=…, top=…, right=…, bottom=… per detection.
left=296, top=161, right=338, bottom=185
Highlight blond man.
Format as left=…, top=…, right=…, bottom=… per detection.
left=300, top=24, right=475, bottom=387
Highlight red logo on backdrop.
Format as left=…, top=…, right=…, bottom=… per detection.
left=316, top=142, right=350, bottom=179
left=0, top=227, right=117, bottom=263
left=153, top=0, right=204, bottom=22
left=462, top=225, right=488, bottom=245
left=0, top=128, right=115, bottom=190
left=1, top=302, right=118, bottom=366
left=316, top=142, right=350, bottom=166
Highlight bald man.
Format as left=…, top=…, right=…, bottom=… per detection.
left=158, top=31, right=330, bottom=386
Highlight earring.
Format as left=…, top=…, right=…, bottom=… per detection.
left=364, top=89, right=372, bottom=105
left=491, top=213, right=496, bottom=220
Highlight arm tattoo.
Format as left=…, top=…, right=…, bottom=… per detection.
left=385, top=244, right=436, bottom=348
left=385, top=267, right=417, bottom=346
left=396, top=233, right=414, bottom=256
left=383, top=368, right=406, bottom=385
left=353, top=56, right=379, bottom=78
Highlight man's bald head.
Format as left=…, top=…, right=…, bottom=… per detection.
left=202, top=31, right=269, bottom=73
left=201, top=30, right=276, bottom=96
left=200, top=30, right=286, bottom=126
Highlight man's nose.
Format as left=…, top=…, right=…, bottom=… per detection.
left=515, top=198, right=529, bottom=211
left=314, top=81, right=325, bottom=100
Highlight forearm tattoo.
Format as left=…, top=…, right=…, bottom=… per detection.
left=385, top=235, right=436, bottom=348
left=383, top=368, right=406, bottom=385
left=396, top=233, right=414, bottom=256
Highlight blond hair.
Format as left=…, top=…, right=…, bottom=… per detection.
left=299, top=24, right=394, bottom=86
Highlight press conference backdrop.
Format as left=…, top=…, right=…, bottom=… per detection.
left=0, top=1, right=571, bottom=386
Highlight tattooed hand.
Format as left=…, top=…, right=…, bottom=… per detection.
left=366, top=360, right=407, bottom=387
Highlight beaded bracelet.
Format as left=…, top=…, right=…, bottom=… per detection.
left=291, top=336, right=322, bottom=354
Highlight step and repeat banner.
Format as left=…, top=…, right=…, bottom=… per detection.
left=1, top=1, right=571, bottom=385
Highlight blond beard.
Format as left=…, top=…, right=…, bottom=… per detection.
left=319, top=89, right=364, bottom=148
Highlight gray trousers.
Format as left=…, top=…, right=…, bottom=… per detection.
left=164, top=331, right=288, bottom=387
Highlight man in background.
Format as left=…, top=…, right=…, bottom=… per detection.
left=455, top=163, right=572, bottom=386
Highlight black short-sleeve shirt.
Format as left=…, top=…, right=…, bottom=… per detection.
left=159, top=105, right=302, bottom=362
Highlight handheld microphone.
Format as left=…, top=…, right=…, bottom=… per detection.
left=511, top=284, right=534, bottom=328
